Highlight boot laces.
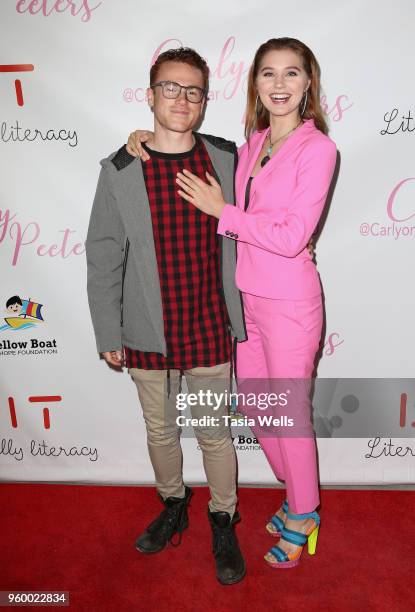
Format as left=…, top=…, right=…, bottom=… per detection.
left=157, top=504, right=186, bottom=547
left=213, top=525, right=236, bottom=556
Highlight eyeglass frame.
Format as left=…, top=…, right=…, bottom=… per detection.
left=150, top=80, right=206, bottom=103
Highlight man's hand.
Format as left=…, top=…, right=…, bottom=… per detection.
left=126, top=130, right=153, bottom=160
left=102, top=350, right=124, bottom=368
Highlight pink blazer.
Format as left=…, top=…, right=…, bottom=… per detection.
left=217, top=119, right=337, bottom=300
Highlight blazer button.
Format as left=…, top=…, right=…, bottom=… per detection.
left=234, top=234, right=239, bottom=239
left=225, top=230, right=230, bottom=235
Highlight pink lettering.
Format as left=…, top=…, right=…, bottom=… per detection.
left=16, top=0, right=29, bottom=12
left=320, top=94, right=354, bottom=121
left=387, top=177, right=415, bottom=223
left=331, top=95, right=354, bottom=122
left=134, top=88, right=147, bottom=103
left=150, top=37, right=247, bottom=100
left=36, top=243, right=48, bottom=256
left=37, top=242, right=58, bottom=256
left=37, top=230, right=85, bottom=258
left=80, top=0, right=102, bottom=22
left=15, top=0, right=102, bottom=22
left=211, top=37, right=247, bottom=100
left=28, top=0, right=43, bottom=14
left=151, top=39, right=183, bottom=67
left=2, top=209, right=84, bottom=265
left=61, top=229, right=85, bottom=259
left=324, top=333, right=344, bottom=356
left=15, top=0, right=46, bottom=14
left=72, top=242, right=85, bottom=255
left=54, top=0, right=70, bottom=14
left=9, top=220, right=40, bottom=266
left=68, top=0, right=82, bottom=16
left=0, top=209, right=17, bottom=243
left=213, top=36, right=247, bottom=100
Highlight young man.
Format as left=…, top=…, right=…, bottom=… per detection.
left=85, top=48, right=246, bottom=585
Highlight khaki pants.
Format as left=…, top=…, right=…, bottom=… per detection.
left=129, top=362, right=237, bottom=516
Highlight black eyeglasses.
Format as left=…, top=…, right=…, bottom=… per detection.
left=151, top=80, right=206, bottom=103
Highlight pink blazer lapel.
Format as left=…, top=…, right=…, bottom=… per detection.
left=254, top=120, right=315, bottom=183
left=245, top=120, right=316, bottom=202
left=236, top=128, right=269, bottom=206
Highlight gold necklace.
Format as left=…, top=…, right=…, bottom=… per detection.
left=261, top=120, right=302, bottom=167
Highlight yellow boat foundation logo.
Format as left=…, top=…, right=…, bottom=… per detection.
left=1, top=295, right=58, bottom=356
left=1, top=295, right=44, bottom=332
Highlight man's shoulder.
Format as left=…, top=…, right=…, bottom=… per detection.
left=100, top=144, right=137, bottom=172
left=198, top=133, right=237, bottom=154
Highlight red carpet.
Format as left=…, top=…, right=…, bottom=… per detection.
left=1, top=485, right=413, bottom=612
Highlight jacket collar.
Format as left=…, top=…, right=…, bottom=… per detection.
left=242, top=119, right=316, bottom=200
left=199, top=134, right=235, bottom=202
left=105, top=133, right=236, bottom=259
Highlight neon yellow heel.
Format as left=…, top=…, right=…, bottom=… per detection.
left=307, top=525, right=319, bottom=555
left=265, top=510, right=320, bottom=569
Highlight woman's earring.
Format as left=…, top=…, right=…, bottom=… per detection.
left=255, top=94, right=262, bottom=115
left=300, top=90, right=308, bottom=116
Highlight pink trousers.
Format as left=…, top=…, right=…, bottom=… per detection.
left=236, top=291, right=323, bottom=513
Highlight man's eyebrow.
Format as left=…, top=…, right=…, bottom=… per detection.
left=163, top=80, right=204, bottom=89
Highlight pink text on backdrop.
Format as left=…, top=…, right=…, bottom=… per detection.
left=0, top=209, right=85, bottom=266
left=150, top=37, right=353, bottom=118
left=320, top=94, right=354, bottom=122
left=152, top=37, right=248, bottom=100
left=15, top=0, right=102, bottom=22
left=387, top=177, right=415, bottom=223
left=323, top=332, right=344, bottom=356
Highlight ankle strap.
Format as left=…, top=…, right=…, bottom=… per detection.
left=286, top=510, right=320, bottom=524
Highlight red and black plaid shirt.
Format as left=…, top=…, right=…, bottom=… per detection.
left=124, top=137, right=231, bottom=370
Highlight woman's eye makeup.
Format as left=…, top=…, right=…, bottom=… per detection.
left=260, top=70, right=299, bottom=78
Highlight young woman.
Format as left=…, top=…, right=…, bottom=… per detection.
left=127, top=38, right=337, bottom=569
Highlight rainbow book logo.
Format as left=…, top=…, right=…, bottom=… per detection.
left=1, top=295, right=45, bottom=332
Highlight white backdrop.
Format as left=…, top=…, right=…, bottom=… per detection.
left=1, top=0, right=414, bottom=485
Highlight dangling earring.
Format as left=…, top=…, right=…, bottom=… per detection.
left=255, top=94, right=262, bottom=115
left=300, top=90, right=308, bottom=117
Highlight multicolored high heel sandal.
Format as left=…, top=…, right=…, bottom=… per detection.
left=266, top=499, right=288, bottom=537
left=265, top=510, right=320, bottom=569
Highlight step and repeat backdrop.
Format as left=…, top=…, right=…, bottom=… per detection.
left=1, top=0, right=414, bottom=485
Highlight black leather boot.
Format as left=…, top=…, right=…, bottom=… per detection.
left=208, top=509, right=246, bottom=585
left=135, top=486, right=192, bottom=554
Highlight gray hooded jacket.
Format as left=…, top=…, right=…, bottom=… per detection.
left=85, top=134, right=246, bottom=355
